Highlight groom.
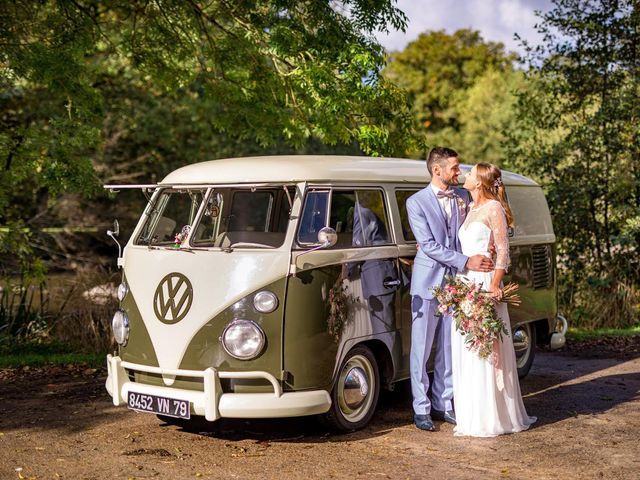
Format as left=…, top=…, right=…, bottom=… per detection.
left=406, top=147, right=494, bottom=431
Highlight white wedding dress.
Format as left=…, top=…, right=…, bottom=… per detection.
left=452, top=199, right=536, bottom=437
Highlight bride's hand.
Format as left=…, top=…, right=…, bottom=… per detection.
left=488, top=286, right=503, bottom=301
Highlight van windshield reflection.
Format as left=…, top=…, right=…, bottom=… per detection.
left=135, top=187, right=293, bottom=249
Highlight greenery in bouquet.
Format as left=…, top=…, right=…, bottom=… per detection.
left=433, top=276, right=520, bottom=359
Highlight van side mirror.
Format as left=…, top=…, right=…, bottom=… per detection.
left=294, top=227, right=338, bottom=267
left=107, top=219, right=123, bottom=268
left=317, top=227, right=337, bottom=248
left=107, top=219, right=120, bottom=238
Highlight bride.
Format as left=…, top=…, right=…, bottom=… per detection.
left=452, top=163, right=536, bottom=437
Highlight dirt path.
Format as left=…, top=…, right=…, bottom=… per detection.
left=1, top=347, right=639, bottom=480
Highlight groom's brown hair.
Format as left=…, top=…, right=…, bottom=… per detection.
left=427, top=147, right=458, bottom=175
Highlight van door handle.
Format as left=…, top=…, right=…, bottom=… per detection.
left=383, top=279, right=401, bottom=288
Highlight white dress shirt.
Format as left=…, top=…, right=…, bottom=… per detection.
left=431, top=183, right=452, bottom=221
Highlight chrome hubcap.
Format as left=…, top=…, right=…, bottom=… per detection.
left=337, top=354, right=375, bottom=423
left=513, top=325, right=531, bottom=368
left=343, top=367, right=369, bottom=409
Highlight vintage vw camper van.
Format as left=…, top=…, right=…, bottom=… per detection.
left=105, top=156, right=566, bottom=431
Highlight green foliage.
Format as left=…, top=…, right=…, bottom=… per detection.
left=0, top=339, right=104, bottom=367
left=0, top=1, right=416, bottom=184
left=0, top=278, right=51, bottom=355
left=0, top=353, right=103, bottom=368
left=1, top=267, right=119, bottom=354
left=450, top=69, right=525, bottom=165
left=383, top=29, right=517, bottom=158
left=506, top=0, right=640, bottom=328
left=0, top=0, right=419, bottom=277
left=567, top=325, right=640, bottom=341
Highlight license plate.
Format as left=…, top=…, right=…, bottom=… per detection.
left=127, top=391, right=191, bottom=419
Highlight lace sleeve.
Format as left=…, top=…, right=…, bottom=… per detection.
left=487, top=201, right=510, bottom=270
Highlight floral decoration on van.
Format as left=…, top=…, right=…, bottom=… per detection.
left=174, top=225, right=191, bottom=247
left=327, top=279, right=356, bottom=343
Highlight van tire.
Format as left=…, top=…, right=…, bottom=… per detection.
left=322, top=345, right=380, bottom=432
left=513, top=323, right=536, bottom=378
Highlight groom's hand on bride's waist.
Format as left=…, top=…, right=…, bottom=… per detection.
left=466, top=255, right=494, bottom=272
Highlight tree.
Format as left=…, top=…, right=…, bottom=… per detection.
left=507, top=0, right=640, bottom=327
left=0, top=0, right=417, bottom=275
left=0, top=1, right=415, bottom=204
left=451, top=69, right=525, bottom=165
left=383, top=29, right=517, bottom=157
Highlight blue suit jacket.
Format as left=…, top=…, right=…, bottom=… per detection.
left=347, top=203, right=398, bottom=296
left=406, top=185, right=470, bottom=299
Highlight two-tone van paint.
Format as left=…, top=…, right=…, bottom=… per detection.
left=105, top=156, right=567, bottom=432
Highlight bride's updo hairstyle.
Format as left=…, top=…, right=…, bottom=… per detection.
left=475, top=163, right=514, bottom=227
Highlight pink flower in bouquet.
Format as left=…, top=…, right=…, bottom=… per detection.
left=433, top=275, right=515, bottom=360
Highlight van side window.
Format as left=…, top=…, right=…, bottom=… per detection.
left=297, top=189, right=391, bottom=248
left=395, top=189, right=419, bottom=242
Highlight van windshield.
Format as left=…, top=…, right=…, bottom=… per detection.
left=136, top=186, right=293, bottom=249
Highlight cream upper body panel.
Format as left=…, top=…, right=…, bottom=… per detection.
left=159, top=156, right=539, bottom=187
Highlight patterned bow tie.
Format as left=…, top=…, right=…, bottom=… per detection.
left=436, top=190, right=455, bottom=199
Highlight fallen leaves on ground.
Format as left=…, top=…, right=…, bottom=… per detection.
left=560, top=335, right=640, bottom=358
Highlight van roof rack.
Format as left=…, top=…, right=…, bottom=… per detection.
left=104, top=184, right=157, bottom=191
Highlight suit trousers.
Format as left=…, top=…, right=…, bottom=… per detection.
left=410, top=295, right=454, bottom=415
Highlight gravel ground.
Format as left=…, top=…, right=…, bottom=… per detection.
left=1, top=339, right=639, bottom=480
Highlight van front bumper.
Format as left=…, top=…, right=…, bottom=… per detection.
left=549, top=314, right=568, bottom=350
left=106, top=355, right=331, bottom=421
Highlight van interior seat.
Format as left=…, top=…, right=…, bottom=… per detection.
left=155, top=216, right=177, bottom=242
left=213, top=231, right=285, bottom=248
left=335, top=232, right=354, bottom=249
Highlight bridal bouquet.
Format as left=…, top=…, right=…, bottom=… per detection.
left=433, top=277, right=521, bottom=359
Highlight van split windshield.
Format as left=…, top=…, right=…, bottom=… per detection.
left=136, top=186, right=293, bottom=249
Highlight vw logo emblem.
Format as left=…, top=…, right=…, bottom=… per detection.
left=153, top=273, right=193, bottom=324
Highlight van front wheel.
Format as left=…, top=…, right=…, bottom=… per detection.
left=323, top=345, right=380, bottom=432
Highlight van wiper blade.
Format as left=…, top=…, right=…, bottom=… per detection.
left=146, top=245, right=195, bottom=253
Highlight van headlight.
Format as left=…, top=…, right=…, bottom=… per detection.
left=221, top=319, right=265, bottom=360
left=117, top=282, right=128, bottom=301
left=253, top=291, right=278, bottom=313
left=112, top=310, right=130, bottom=346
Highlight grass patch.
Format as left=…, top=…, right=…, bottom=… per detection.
left=567, top=325, right=640, bottom=341
left=0, top=352, right=105, bottom=368
left=0, top=340, right=107, bottom=368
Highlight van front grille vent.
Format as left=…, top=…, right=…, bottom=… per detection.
left=531, top=245, right=552, bottom=289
